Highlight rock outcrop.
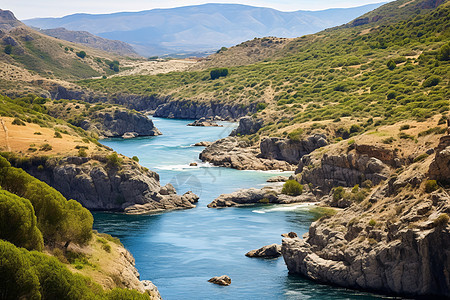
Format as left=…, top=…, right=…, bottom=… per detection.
left=429, top=135, right=450, bottom=185
left=282, top=136, right=450, bottom=297
left=246, top=244, right=282, bottom=258
left=199, top=137, right=295, bottom=171
left=297, top=144, right=392, bottom=194
left=187, top=117, right=222, bottom=127
left=267, top=176, right=290, bottom=182
left=207, top=186, right=316, bottom=208
left=193, top=141, right=213, bottom=147
left=260, top=135, right=328, bottom=165
left=14, top=156, right=198, bottom=214
left=230, top=116, right=262, bottom=136
left=208, top=275, right=231, bottom=286
left=154, top=100, right=256, bottom=120
left=78, top=109, right=161, bottom=138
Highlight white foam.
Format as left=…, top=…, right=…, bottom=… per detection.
left=252, top=203, right=316, bottom=214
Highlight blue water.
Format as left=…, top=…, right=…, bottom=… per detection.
left=93, top=118, right=388, bottom=300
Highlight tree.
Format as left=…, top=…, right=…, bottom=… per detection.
left=0, top=240, right=41, bottom=300
left=62, top=200, right=93, bottom=249
left=4, top=45, right=12, bottom=55
left=437, top=42, right=449, bottom=61
left=76, top=51, right=87, bottom=59
left=210, top=68, right=229, bottom=80
left=0, top=190, right=44, bottom=251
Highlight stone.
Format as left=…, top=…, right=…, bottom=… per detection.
left=267, top=176, right=289, bottom=182
left=230, top=116, right=263, bottom=136
left=189, top=162, right=198, bottom=166
left=122, top=132, right=138, bottom=139
left=208, top=275, right=231, bottom=286
left=187, top=117, right=222, bottom=127
left=246, top=244, right=282, bottom=258
left=429, top=135, right=450, bottom=185
left=193, top=141, right=213, bottom=147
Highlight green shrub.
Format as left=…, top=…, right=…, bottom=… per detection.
left=12, top=118, right=25, bottom=126
left=333, top=186, right=345, bottom=201
left=288, top=128, right=304, bottom=141
left=210, top=68, right=229, bottom=80
left=78, top=148, right=88, bottom=157
left=425, top=180, right=439, bottom=193
left=132, top=156, right=139, bottom=162
left=102, top=243, right=111, bottom=253
left=369, top=219, right=377, bottom=226
left=4, top=45, right=12, bottom=55
left=39, top=143, right=53, bottom=151
left=437, top=42, right=450, bottom=61
left=422, top=76, right=440, bottom=87
left=382, top=137, right=395, bottom=144
left=433, top=213, right=449, bottom=227
left=413, top=153, right=429, bottom=163
left=76, top=51, right=87, bottom=59
left=309, top=206, right=337, bottom=220
left=106, top=153, right=123, bottom=169
left=386, top=60, right=396, bottom=70
left=0, top=190, right=44, bottom=251
left=400, top=125, right=410, bottom=130
left=54, top=131, right=62, bottom=138
left=281, top=180, right=303, bottom=196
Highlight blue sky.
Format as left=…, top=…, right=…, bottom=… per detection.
left=2, top=0, right=391, bottom=19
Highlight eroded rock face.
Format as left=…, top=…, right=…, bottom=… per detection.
left=230, top=116, right=262, bottom=136
left=297, top=146, right=391, bottom=194
left=18, top=156, right=198, bottom=214
left=78, top=110, right=162, bottom=138
left=260, top=135, right=328, bottom=165
left=246, top=244, right=282, bottom=258
left=199, top=137, right=295, bottom=171
left=429, top=135, right=450, bottom=185
left=207, top=186, right=316, bottom=208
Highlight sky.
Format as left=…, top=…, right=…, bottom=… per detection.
left=1, top=0, right=391, bottom=20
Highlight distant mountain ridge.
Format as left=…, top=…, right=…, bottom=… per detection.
left=23, top=3, right=385, bottom=56
left=38, top=27, right=138, bottom=57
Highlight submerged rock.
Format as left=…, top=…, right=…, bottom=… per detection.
left=208, top=275, right=231, bottom=286
left=246, top=244, right=282, bottom=258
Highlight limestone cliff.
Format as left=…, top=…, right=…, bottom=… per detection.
left=9, top=155, right=198, bottom=214
left=282, top=129, right=450, bottom=297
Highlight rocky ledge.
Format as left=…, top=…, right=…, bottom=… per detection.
left=199, top=137, right=295, bottom=171
left=187, top=117, right=223, bottom=127
left=12, top=155, right=198, bottom=214
left=207, top=185, right=316, bottom=208
left=246, top=244, right=282, bottom=258
left=281, top=134, right=450, bottom=297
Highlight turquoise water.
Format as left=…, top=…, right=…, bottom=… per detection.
left=93, top=118, right=387, bottom=300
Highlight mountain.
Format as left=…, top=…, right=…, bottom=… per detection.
left=38, top=27, right=138, bottom=57
left=23, top=3, right=385, bottom=56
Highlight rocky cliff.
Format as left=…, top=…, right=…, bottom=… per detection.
left=10, top=155, right=198, bottom=214
left=230, top=116, right=262, bottom=136
left=260, top=134, right=328, bottom=165
left=282, top=131, right=450, bottom=297
left=199, top=137, right=295, bottom=171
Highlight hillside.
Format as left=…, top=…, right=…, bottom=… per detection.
left=24, top=3, right=384, bottom=56
left=78, top=0, right=449, bottom=140
left=39, top=27, right=138, bottom=57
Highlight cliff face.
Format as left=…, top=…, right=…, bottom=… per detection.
left=260, top=134, right=328, bottom=165
left=282, top=132, right=450, bottom=297
left=229, top=116, right=262, bottom=136
left=14, top=156, right=198, bottom=213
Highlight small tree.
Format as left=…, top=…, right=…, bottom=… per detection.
left=76, top=51, right=87, bottom=59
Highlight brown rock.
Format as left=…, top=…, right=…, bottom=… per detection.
left=208, top=275, right=231, bottom=286
left=246, top=244, right=282, bottom=258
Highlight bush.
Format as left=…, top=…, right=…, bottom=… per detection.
left=386, top=60, right=396, bottom=70
left=369, top=219, right=377, bottom=226
left=210, top=68, right=229, bottom=80
left=0, top=190, right=44, bottom=251
left=106, top=153, right=123, bottom=169
left=54, top=132, right=62, bottom=138
left=425, top=180, right=439, bottom=193
left=76, top=51, right=87, bottom=59
left=433, top=213, right=449, bottom=227
left=132, top=156, right=139, bottom=162
left=40, top=143, right=53, bottom=151
left=281, top=180, right=303, bottom=196
left=4, top=45, right=12, bottom=55
left=422, top=76, right=440, bottom=87
left=12, top=118, right=25, bottom=126
left=102, top=243, right=111, bottom=253
left=333, top=186, right=345, bottom=201
left=437, top=42, right=450, bottom=61
left=78, top=148, right=88, bottom=157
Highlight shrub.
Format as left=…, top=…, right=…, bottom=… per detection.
left=413, top=153, right=429, bottom=163
left=12, top=118, right=25, bottom=126
left=309, top=207, right=337, bottom=220
left=281, top=180, right=303, bottom=196
left=386, top=91, right=397, bottom=100
left=425, top=180, right=439, bottom=193
left=54, top=132, right=62, bottom=138
left=437, top=42, right=450, bottom=61
left=78, top=148, right=88, bottom=157
left=210, top=68, right=229, bottom=80
left=76, top=51, right=87, bottom=59
left=0, top=190, right=44, bottom=251
left=369, top=219, right=377, bottom=226
left=106, top=153, right=123, bottom=168
left=400, top=125, right=410, bottom=130
left=102, top=243, right=111, bottom=253
left=433, top=213, right=449, bottom=227
left=288, top=128, right=304, bottom=141
left=333, top=186, right=345, bottom=201
left=382, top=137, right=395, bottom=144
left=4, top=45, right=12, bottom=55
left=422, top=76, right=440, bottom=87
left=40, top=143, right=53, bottom=151
left=132, top=156, right=139, bottom=162
left=386, top=60, right=396, bottom=70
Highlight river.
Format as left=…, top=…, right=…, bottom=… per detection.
left=93, top=117, right=387, bottom=300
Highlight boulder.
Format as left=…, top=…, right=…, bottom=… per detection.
left=193, top=141, right=213, bottom=147
left=246, top=244, right=282, bottom=258
left=429, top=135, right=450, bottom=185
left=208, top=275, right=231, bottom=286
left=187, top=117, right=222, bottom=127
left=267, top=176, right=289, bottom=182
left=189, top=162, right=198, bottom=167
left=122, top=132, right=138, bottom=139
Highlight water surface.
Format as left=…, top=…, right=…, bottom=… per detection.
left=94, top=118, right=387, bottom=299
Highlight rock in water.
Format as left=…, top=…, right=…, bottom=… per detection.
left=208, top=275, right=231, bottom=286
left=193, top=141, right=213, bottom=147
left=246, top=244, right=282, bottom=258
left=188, top=117, right=223, bottom=127
left=267, top=176, right=289, bottom=182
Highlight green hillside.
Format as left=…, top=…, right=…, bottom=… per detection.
left=79, top=0, right=449, bottom=138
